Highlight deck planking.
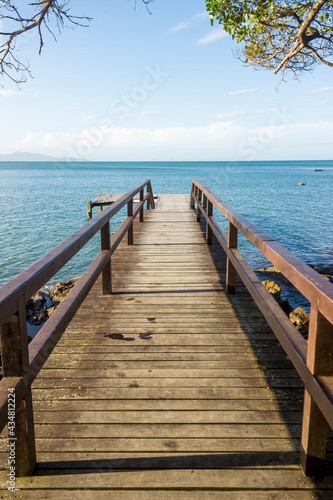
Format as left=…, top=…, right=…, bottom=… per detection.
left=1, top=194, right=333, bottom=498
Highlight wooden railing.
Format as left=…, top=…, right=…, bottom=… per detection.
left=191, top=179, right=333, bottom=477
left=0, top=180, right=155, bottom=476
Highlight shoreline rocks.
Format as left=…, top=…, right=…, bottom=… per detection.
left=256, top=263, right=333, bottom=340
left=261, top=280, right=282, bottom=302
left=26, top=277, right=81, bottom=331
left=289, top=307, right=310, bottom=339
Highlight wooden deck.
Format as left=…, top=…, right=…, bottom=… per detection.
left=1, top=194, right=333, bottom=498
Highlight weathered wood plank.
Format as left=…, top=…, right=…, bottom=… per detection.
left=29, top=423, right=303, bottom=439
left=1, top=194, right=332, bottom=494
left=2, top=490, right=331, bottom=500
left=2, top=469, right=332, bottom=490
left=33, top=376, right=303, bottom=389
left=30, top=410, right=303, bottom=424
left=30, top=398, right=304, bottom=411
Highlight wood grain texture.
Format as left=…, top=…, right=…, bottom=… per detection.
left=1, top=194, right=332, bottom=496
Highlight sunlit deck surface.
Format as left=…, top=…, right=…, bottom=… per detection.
left=1, top=194, right=333, bottom=498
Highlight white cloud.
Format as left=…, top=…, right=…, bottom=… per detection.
left=215, top=108, right=277, bottom=121
left=257, top=108, right=277, bottom=114
left=12, top=131, right=79, bottom=152
left=139, top=111, right=166, bottom=117
left=82, top=116, right=94, bottom=121
left=169, top=22, right=191, bottom=33
left=308, top=86, right=333, bottom=94
left=10, top=120, right=333, bottom=161
left=196, top=28, right=228, bottom=45
left=0, top=89, right=23, bottom=97
left=11, top=122, right=245, bottom=158
left=302, top=100, right=331, bottom=107
left=169, top=11, right=209, bottom=33
left=228, top=88, right=257, bottom=96
left=193, top=11, right=210, bottom=22
left=216, top=111, right=248, bottom=120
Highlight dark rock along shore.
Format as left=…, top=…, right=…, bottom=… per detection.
left=256, top=264, right=333, bottom=339
left=26, top=277, right=81, bottom=334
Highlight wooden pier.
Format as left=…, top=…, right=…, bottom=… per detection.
left=1, top=181, right=333, bottom=498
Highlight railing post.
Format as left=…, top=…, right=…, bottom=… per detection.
left=196, top=189, right=202, bottom=222
left=140, top=189, right=144, bottom=222
left=101, top=221, right=112, bottom=294
left=300, top=303, right=333, bottom=476
left=147, top=182, right=155, bottom=209
left=226, top=221, right=238, bottom=294
left=190, top=183, right=195, bottom=209
left=128, top=199, right=134, bottom=245
left=0, top=298, right=36, bottom=476
left=206, top=200, right=213, bottom=245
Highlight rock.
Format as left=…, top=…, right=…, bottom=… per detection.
left=50, top=277, right=81, bottom=304
left=256, top=266, right=281, bottom=273
left=289, top=307, right=310, bottom=338
left=26, top=291, right=47, bottom=313
left=26, top=277, right=81, bottom=330
left=279, top=299, right=293, bottom=315
left=312, top=264, right=333, bottom=276
left=262, top=280, right=281, bottom=302
left=26, top=291, right=51, bottom=325
left=29, top=307, right=49, bottom=326
left=47, top=306, right=57, bottom=317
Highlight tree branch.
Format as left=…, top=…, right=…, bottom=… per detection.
left=0, top=1, right=92, bottom=85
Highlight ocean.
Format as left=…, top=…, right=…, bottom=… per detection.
left=0, top=160, right=332, bottom=288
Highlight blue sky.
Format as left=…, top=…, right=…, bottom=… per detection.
left=0, top=0, right=332, bottom=161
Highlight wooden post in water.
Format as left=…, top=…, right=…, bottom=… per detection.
left=101, top=221, right=112, bottom=294
left=300, top=304, right=333, bottom=476
left=128, top=200, right=134, bottom=245
left=226, top=221, right=237, bottom=294
left=0, top=299, right=36, bottom=476
left=87, top=201, right=92, bottom=220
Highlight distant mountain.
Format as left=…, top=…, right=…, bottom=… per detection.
left=0, top=151, right=85, bottom=162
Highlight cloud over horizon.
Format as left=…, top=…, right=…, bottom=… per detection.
left=10, top=120, right=333, bottom=161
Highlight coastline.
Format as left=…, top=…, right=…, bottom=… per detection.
left=255, top=263, right=333, bottom=313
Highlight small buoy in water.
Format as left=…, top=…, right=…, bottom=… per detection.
left=298, top=182, right=306, bottom=186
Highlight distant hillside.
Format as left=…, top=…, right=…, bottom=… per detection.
left=0, top=151, right=85, bottom=162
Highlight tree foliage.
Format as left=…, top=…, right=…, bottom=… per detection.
left=206, top=0, right=333, bottom=77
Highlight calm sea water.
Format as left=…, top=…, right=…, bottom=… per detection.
left=0, top=160, right=332, bottom=288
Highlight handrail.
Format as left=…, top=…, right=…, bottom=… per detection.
left=191, top=179, right=333, bottom=478
left=0, top=179, right=155, bottom=476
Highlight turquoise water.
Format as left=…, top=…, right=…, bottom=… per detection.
left=0, top=160, right=332, bottom=288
